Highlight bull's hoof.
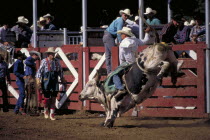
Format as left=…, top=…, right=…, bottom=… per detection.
left=104, top=120, right=114, bottom=128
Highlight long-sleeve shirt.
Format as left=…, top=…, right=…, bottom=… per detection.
left=106, top=17, right=125, bottom=42
left=0, top=61, right=10, bottom=80
left=36, top=58, right=63, bottom=79
left=13, top=59, right=24, bottom=81
left=159, top=22, right=178, bottom=43
left=174, top=26, right=191, bottom=44
left=11, top=25, right=32, bottom=48
left=119, top=33, right=150, bottom=64
left=25, top=56, right=36, bottom=77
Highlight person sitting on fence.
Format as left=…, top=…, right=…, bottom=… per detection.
left=108, top=27, right=151, bottom=96
left=174, top=20, right=191, bottom=44
left=144, top=7, right=161, bottom=25
left=36, top=47, right=64, bottom=121
left=14, top=51, right=27, bottom=115
left=103, top=9, right=132, bottom=74
left=30, top=17, right=47, bottom=48
left=159, top=14, right=184, bottom=44
left=43, top=13, right=56, bottom=30
left=0, top=54, right=11, bottom=112
left=11, top=16, right=32, bottom=48
left=190, top=15, right=205, bottom=44
left=24, top=51, right=40, bottom=115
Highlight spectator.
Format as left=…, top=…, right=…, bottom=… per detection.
left=43, top=14, right=56, bottom=30
left=190, top=16, right=205, bottom=43
left=0, top=54, right=10, bottom=112
left=30, top=17, right=46, bottom=47
left=24, top=51, right=40, bottom=114
left=174, top=20, right=191, bottom=44
left=112, top=27, right=151, bottom=96
left=30, top=17, right=47, bottom=31
left=159, top=14, right=184, bottom=43
left=144, top=7, right=161, bottom=25
left=103, top=9, right=132, bottom=74
left=11, top=16, right=32, bottom=48
left=36, top=47, right=64, bottom=121
left=14, top=51, right=27, bottom=115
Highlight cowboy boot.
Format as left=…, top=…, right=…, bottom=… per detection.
left=50, top=108, right=56, bottom=121
left=44, top=107, right=49, bottom=119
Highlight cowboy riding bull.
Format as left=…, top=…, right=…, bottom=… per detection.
left=79, top=41, right=183, bottom=127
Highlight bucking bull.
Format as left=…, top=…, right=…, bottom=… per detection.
left=79, top=43, right=184, bottom=128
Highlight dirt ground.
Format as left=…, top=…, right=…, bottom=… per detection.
left=0, top=110, right=210, bottom=140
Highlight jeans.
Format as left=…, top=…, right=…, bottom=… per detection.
left=103, top=31, right=116, bottom=74
left=14, top=79, right=25, bottom=111
left=113, top=75, right=124, bottom=90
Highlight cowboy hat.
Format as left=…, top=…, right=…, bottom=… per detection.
left=135, top=16, right=139, bottom=21
left=119, top=9, right=132, bottom=17
left=38, top=17, right=46, bottom=22
left=117, top=27, right=134, bottom=37
left=44, top=47, right=57, bottom=54
left=16, top=16, right=29, bottom=24
left=43, top=13, right=54, bottom=21
left=29, top=51, right=41, bottom=59
left=144, top=7, right=157, bottom=15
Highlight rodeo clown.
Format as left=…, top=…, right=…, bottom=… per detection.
left=36, top=47, right=64, bottom=121
left=24, top=51, right=40, bottom=115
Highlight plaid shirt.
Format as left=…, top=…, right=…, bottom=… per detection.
left=36, top=58, right=63, bottom=79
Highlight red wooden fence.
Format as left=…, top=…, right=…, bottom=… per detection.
left=0, top=44, right=208, bottom=118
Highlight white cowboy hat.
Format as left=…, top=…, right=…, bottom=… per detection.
left=29, top=51, right=41, bottom=59
left=117, top=27, right=134, bottom=37
left=119, top=9, right=132, bottom=17
left=43, top=13, right=54, bottom=21
left=190, top=20, right=196, bottom=26
left=135, top=16, right=139, bottom=21
left=144, top=7, right=157, bottom=15
left=16, top=16, right=29, bottom=24
left=44, top=47, right=57, bottom=54
left=39, top=17, right=46, bottom=22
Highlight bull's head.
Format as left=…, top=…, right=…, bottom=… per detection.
left=79, top=72, right=101, bottom=101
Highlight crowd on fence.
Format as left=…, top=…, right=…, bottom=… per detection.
left=0, top=13, right=56, bottom=49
